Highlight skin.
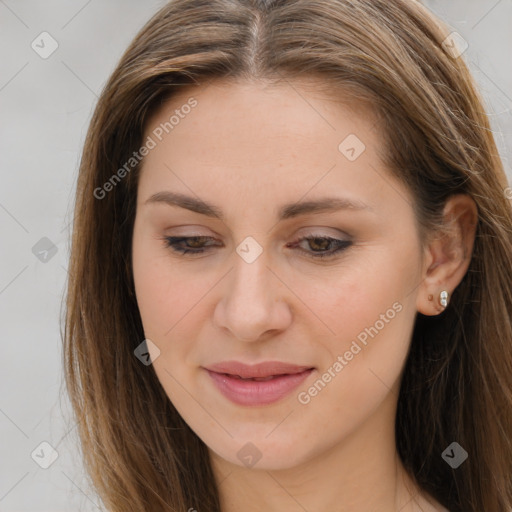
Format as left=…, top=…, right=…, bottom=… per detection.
left=131, top=78, right=477, bottom=511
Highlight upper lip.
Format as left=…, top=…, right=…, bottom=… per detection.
left=204, top=361, right=314, bottom=379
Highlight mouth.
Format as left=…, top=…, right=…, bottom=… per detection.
left=203, top=361, right=315, bottom=406
left=205, top=360, right=314, bottom=379
left=217, top=373, right=286, bottom=381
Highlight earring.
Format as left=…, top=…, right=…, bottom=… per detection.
left=427, top=290, right=450, bottom=310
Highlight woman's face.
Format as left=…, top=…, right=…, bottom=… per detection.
left=132, top=78, right=426, bottom=470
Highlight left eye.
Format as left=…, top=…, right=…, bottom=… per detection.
left=289, top=235, right=352, bottom=259
left=162, top=235, right=352, bottom=259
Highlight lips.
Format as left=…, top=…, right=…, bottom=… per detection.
left=204, top=361, right=315, bottom=406
left=205, top=360, right=314, bottom=379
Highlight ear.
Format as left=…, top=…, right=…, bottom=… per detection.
left=416, top=194, right=478, bottom=316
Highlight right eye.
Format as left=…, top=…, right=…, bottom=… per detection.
left=162, top=236, right=219, bottom=256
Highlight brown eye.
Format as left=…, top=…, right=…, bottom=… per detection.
left=308, top=237, right=331, bottom=251
left=289, top=236, right=352, bottom=259
left=186, top=237, right=209, bottom=248
left=163, top=236, right=218, bottom=255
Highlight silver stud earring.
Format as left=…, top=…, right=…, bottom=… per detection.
left=439, top=290, right=449, bottom=308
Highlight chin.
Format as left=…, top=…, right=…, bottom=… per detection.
left=207, top=433, right=315, bottom=471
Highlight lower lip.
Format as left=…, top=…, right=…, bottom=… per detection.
left=205, top=368, right=314, bottom=406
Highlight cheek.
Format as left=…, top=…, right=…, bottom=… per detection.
left=313, top=244, right=417, bottom=383
left=133, top=258, right=167, bottom=335
left=296, top=290, right=413, bottom=447
left=132, top=229, right=205, bottom=336
left=312, top=255, right=407, bottom=338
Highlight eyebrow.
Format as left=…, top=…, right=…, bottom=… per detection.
left=144, top=191, right=374, bottom=220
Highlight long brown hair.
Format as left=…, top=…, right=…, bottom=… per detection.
left=62, top=0, right=512, bottom=510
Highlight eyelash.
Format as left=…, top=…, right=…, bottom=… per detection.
left=162, top=235, right=352, bottom=260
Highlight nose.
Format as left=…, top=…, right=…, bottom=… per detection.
left=213, top=249, right=293, bottom=343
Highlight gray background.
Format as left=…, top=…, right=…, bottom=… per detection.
left=0, top=1, right=511, bottom=510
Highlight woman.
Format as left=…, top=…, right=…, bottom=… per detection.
left=62, top=0, right=512, bottom=510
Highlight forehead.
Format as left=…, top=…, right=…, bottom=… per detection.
left=140, top=77, right=384, bottom=175
left=134, top=77, right=411, bottom=226
left=149, top=77, right=377, bottom=129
